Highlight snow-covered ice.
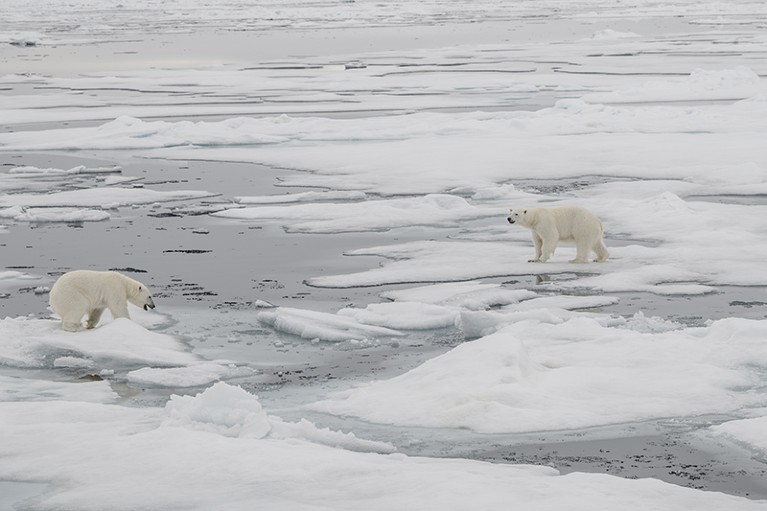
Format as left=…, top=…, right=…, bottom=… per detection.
left=310, top=317, right=767, bottom=433
left=1, top=381, right=764, bottom=511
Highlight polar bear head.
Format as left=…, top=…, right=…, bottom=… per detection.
left=507, top=208, right=531, bottom=227
left=126, top=279, right=156, bottom=311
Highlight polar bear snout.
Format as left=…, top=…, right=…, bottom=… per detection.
left=507, top=217, right=515, bottom=224
left=144, top=297, right=156, bottom=311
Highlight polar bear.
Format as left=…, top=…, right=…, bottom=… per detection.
left=49, top=270, right=156, bottom=332
left=507, top=205, right=609, bottom=263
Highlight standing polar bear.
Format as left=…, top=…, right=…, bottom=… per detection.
left=507, top=205, right=609, bottom=263
left=49, top=270, right=156, bottom=332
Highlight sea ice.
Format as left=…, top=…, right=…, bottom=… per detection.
left=710, top=416, right=767, bottom=455
left=0, top=317, right=198, bottom=369
left=311, top=317, right=767, bottom=433
left=256, top=307, right=404, bottom=342
left=0, top=382, right=762, bottom=511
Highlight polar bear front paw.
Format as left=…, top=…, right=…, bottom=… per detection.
left=62, top=322, right=85, bottom=332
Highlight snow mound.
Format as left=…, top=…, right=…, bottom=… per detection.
left=163, top=382, right=395, bottom=453
left=164, top=382, right=272, bottom=438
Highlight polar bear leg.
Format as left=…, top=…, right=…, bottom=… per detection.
left=61, top=319, right=85, bottom=332
left=86, top=308, right=105, bottom=329
left=570, top=239, right=592, bottom=264
left=56, top=294, right=88, bottom=332
left=530, top=233, right=543, bottom=262
left=539, top=238, right=557, bottom=263
left=593, top=240, right=610, bottom=262
left=108, top=303, right=130, bottom=320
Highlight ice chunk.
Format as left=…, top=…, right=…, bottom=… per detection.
left=163, top=382, right=272, bottom=438
left=338, top=302, right=458, bottom=330
left=127, top=363, right=256, bottom=388
left=0, top=206, right=110, bottom=222
left=256, top=307, right=404, bottom=342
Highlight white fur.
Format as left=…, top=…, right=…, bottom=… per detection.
left=507, top=206, right=609, bottom=263
left=49, top=270, right=155, bottom=332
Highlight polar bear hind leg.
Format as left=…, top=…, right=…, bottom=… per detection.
left=571, top=238, right=593, bottom=264
left=593, top=239, right=610, bottom=262
left=539, top=235, right=558, bottom=263
left=86, top=308, right=105, bottom=329
left=53, top=293, right=89, bottom=332
left=61, top=319, right=85, bottom=332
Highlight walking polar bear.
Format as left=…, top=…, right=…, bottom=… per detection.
left=507, top=205, right=609, bottom=263
left=49, top=270, right=156, bottom=332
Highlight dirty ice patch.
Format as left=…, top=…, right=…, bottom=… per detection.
left=256, top=307, right=404, bottom=342
left=0, top=317, right=197, bottom=369
left=0, top=375, right=116, bottom=403
left=0, top=187, right=217, bottom=208
left=0, top=205, right=110, bottom=223
left=127, top=363, right=256, bottom=388
left=710, top=416, right=767, bottom=455
left=163, top=382, right=395, bottom=453
left=584, top=67, right=766, bottom=104
left=214, top=194, right=503, bottom=233
left=311, top=317, right=767, bottom=434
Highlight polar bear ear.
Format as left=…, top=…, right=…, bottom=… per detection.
left=523, top=210, right=527, bottom=214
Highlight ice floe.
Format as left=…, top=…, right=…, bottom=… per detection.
left=710, top=416, right=767, bottom=455
left=0, top=381, right=763, bottom=510
left=0, top=317, right=198, bottom=369
left=256, top=307, right=404, bottom=342
left=311, top=317, right=767, bottom=434
left=215, top=194, right=505, bottom=233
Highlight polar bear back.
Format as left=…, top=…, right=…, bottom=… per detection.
left=529, top=205, right=603, bottom=240
left=50, top=270, right=134, bottom=310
